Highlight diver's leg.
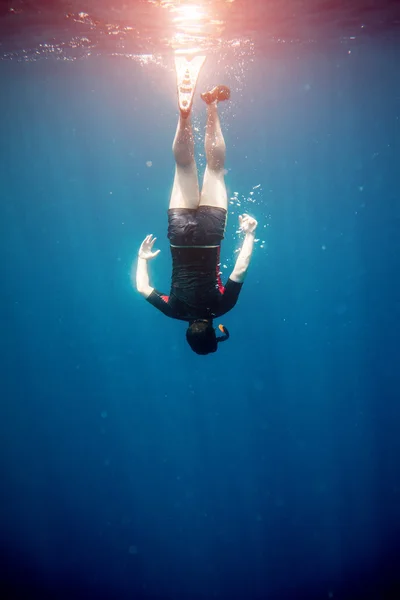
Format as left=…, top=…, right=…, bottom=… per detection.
left=199, top=89, right=229, bottom=210
left=169, top=115, right=200, bottom=210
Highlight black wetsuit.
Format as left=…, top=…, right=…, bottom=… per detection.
left=147, top=246, right=242, bottom=321
left=146, top=206, right=243, bottom=322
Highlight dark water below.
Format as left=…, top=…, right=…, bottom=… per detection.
left=0, top=1, right=399, bottom=599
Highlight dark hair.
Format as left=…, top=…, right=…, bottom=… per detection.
left=186, top=320, right=218, bottom=355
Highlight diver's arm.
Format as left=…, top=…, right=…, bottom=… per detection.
left=135, top=257, right=153, bottom=298
left=230, top=232, right=255, bottom=283
left=134, top=234, right=160, bottom=298
left=230, top=215, right=258, bottom=283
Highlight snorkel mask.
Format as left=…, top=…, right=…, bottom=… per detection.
left=217, top=324, right=230, bottom=344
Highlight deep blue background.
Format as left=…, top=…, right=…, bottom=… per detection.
left=0, top=37, right=399, bottom=599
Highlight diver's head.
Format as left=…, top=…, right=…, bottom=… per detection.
left=186, top=320, right=230, bottom=355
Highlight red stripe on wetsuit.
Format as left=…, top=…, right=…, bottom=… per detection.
left=216, top=246, right=225, bottom=294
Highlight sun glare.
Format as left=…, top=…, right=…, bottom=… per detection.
left=172, top=4, right=206, bottom=24
left=148, top=0, right=238, bottom=56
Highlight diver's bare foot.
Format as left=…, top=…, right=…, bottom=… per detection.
left=201, top=85, right=231, bottom=104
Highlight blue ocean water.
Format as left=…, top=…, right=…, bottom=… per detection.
left=0, top=2, right=399, bottom=599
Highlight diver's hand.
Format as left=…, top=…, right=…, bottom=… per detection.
left=239, top=214, right=258, bottom=234
left=138, top=235, right=160, bottom=261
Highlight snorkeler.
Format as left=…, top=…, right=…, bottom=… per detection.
left=134, top=57, right=257, bottom=355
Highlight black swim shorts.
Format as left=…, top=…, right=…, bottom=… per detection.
left=167, top=206, right=227, bottom=247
